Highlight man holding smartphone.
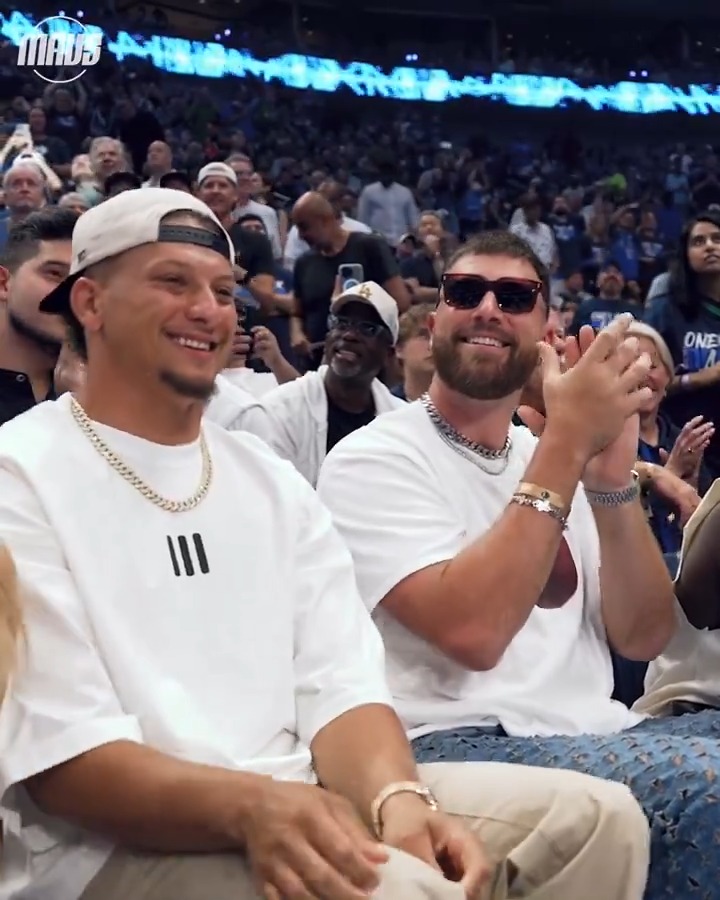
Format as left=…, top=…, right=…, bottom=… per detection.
left=195, top=163, right=285, bottom=320
left=289, top=192, right=411, bottom=369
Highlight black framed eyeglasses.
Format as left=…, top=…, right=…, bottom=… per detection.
left=327, top=313, right=388, bottom=339
left=441, top=274, right=544, bottom=315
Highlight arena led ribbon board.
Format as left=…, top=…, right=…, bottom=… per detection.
left=4, top=10, right=720, bottom=115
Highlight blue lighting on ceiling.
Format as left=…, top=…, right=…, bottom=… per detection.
left=3, top=10, right=720, bottom=115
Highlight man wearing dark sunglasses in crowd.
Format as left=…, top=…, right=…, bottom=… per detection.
left=315, top=233, right=720, bottom=898
left=260, top=281, right=404, bottom=486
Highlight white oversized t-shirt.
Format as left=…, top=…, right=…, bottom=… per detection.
left=0, top=395, right=392, bottom=900
left=221, top=367, right=279, bottom=399
left=635, top=479, right=720, bottom=716
left=317, top=401, right=641, bottom=740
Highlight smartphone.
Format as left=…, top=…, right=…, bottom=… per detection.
left=338, top=263, right=364, bottom=292
left=272, top=191, right=291, bottom=208
left=13, top=124, right=31, bottom=143
left=234, top=300, right=257, bottom=356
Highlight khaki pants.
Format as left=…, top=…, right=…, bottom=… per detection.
left=81, top=761, right=649, bottom=900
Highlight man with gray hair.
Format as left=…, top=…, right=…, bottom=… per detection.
left=0, top=161, right=47, bottom=251
left=88, top=137, right=127, bottom=185
left=225, top=153, right=282, bottom=258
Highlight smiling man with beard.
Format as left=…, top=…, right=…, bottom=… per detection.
left=261, top=281, right=405, bottom=486
left=314, top=232, right=720, bottom=899
left=0, top=207, right=79, bottom=426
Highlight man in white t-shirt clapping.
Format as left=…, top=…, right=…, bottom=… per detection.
left=0, top=193, right=650, bottom=900
left=315, top=232, right=720, bottom=899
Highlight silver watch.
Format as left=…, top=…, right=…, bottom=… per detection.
left=585, top=470, right=641, bottom=507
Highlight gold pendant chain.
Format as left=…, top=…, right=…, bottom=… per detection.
left=69, top=396, right=213, bottom=512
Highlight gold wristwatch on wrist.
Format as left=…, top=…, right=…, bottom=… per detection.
left=370, top=781, right=439, bottom=840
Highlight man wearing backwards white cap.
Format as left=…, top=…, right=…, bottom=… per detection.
left=260, top=280, right=406, bottom=486
left=0, top=189, right=651, bottom=900
left=197, top=161, right=282, bottom=259
left=195, top=162, right=290, bottom=322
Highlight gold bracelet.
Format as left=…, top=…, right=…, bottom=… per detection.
left=516, top=482, right=569, bottom=513
left=510, top=492, right=568, bottom=529
left=370, top=782, right=439, bottom=840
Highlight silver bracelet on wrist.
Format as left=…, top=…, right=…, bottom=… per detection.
left=584, top=470, right=641, bottom=508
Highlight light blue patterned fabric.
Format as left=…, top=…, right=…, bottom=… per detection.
left=413, top=711, right=720, bottom=899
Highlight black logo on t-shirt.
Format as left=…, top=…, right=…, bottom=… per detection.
left=166, top=534, right=210, bottom=576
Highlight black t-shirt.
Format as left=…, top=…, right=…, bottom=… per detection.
left=326, top=394, right=375, bottom=453
left=0, top=368, right=54, bottom=427
left=644, top=295, right=720, bottom=477
left=229, top=227, right=278, bottom=369
left=228, top=225, right=275, bottom=279
left=692, top=178, right=720, bottom=210
left=293, top=232, right=400, bottom=344
left=400, top=252, right=439, bottom=289
left=117, top=111, right=165, bottom=174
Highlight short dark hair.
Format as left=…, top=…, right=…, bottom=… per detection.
left=236, top=213, right=265, bottom=230
left=446, top=230, right=550, bottom=306
left=1, top=207, right=79, bottom=273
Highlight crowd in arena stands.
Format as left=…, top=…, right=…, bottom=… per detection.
left=1, top=14, right=720, bottom=900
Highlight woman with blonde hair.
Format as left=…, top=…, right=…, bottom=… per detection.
left=630, top=321, right=714, bottom=560
left=0, top=544, right=21, bottom=702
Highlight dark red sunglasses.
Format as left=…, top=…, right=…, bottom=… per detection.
left=441, top=274, right=544, bottom=315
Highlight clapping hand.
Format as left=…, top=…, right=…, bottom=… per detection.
left=651, top=466, right=702, bottom=526
left=660, top=415, right=715, bottom=482
left=518, top=316, right=651, bottom=492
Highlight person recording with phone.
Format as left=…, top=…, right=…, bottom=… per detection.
left=289, top=192, right=411, bottom=370
left=195, top=163, right=287, bottom=321
left=222, top=303, right=300, bottom=399
left=234, top=214, right=297, bottom=365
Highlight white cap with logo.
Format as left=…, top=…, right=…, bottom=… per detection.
left=197, top=162, right=237, bottom=186
left=40, top=188, right=234, bottom=315
left=331, top=281, right=400, bottom=345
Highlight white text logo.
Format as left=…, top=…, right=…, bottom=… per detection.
left=16, top=15, right=102, bottom=83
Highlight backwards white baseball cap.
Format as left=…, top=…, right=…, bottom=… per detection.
left=197, top=162, right=237, bottom=186
left=40, top=188, right=234, bottom=315
left=331, top=281, right=400, bottom=345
